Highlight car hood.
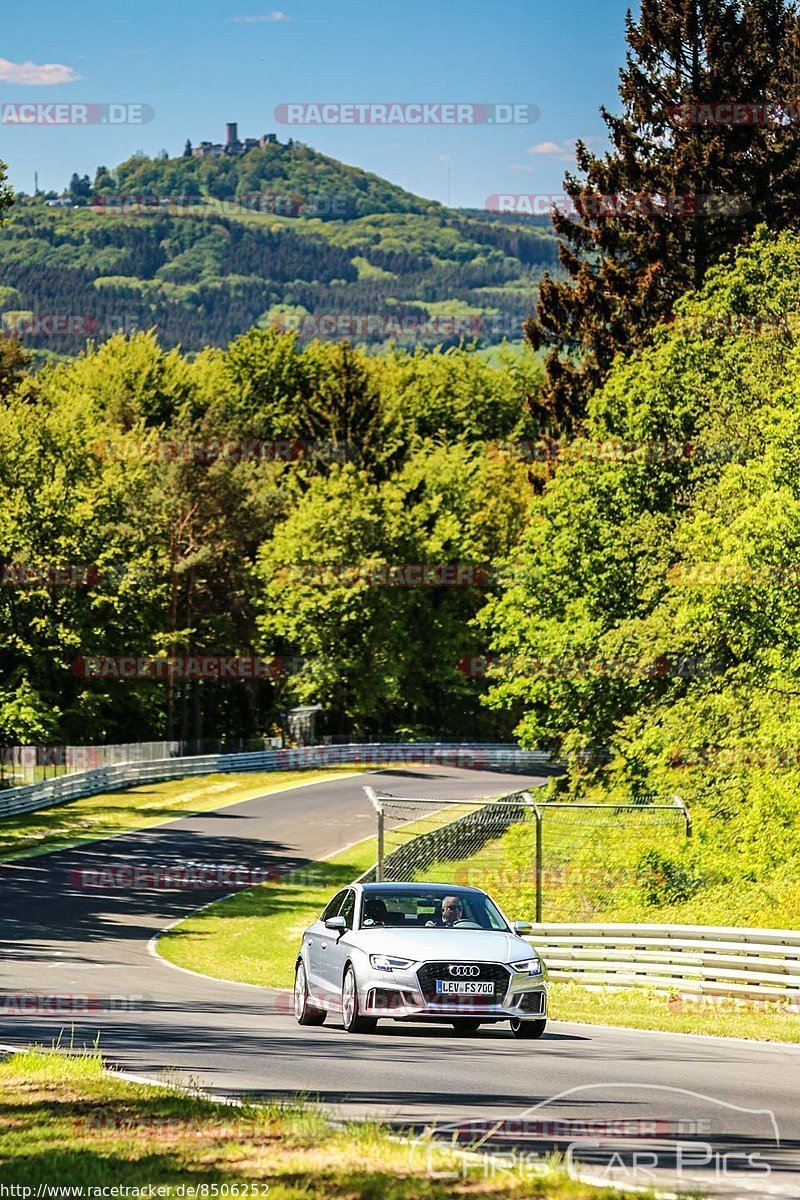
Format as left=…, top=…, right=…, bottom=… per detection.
left=353, top=927, right=537, bottom=963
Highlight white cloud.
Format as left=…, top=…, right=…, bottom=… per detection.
left=526, top=140, right=578, bottom=164
left=0, top=58, right=81, bottom=85
left=526, top=140, right=566, bottom=155
left=526, top=135, right=606, bottom=163
left=231, top=10, right=291, bottom=21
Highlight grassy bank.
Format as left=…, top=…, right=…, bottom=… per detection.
left=0, top=769, right=362, bottom=863
left=0, top=1048, right=625, bottom=1198
left=413, top=800, right=800, bottom=930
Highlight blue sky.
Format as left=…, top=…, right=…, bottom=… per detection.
left=0, top=0, right=633, bottom=207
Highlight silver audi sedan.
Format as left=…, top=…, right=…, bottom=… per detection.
left=293, top=881, right=549, bottom=1037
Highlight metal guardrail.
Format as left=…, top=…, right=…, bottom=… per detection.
left=527, top=923, right=800, bottom=1002
left=0, top=744, right=553, bottom=820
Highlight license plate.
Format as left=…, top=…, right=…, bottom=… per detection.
left=435, top=980, right=495, bottom=994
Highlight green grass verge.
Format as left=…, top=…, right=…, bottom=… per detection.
left=0, top=1048, right=628, bottom=1198
left=551, top=982, right=800, bottom=1042
left=0, top=769, right=363, bottom=864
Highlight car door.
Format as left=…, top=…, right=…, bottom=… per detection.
left=306, top=889, right=346, bottom=993
left=319, top=888, right=356, bottom=1003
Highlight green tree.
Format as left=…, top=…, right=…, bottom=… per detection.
left=69, top=172, right=92, bottom=201
left=485, top=226, right=800, bottom=787
left=255, top=444, right=527, bottom=740
left=0, top=158, right=13, bottom=224
left=0, top=336, right=29, bottom=398
left=526, top=0, right=800, bottom=429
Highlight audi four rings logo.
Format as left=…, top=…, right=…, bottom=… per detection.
left=449, top=964, right=481, bottom=977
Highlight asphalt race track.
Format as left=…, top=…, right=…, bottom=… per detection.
left=1, top=766, right=799, bottom=1198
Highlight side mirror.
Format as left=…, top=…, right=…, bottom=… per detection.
left=513, top=920, right=533, bottom=933
left=325, top=915, right=347, bottom=932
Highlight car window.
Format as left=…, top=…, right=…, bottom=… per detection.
left=360, top=890, right=509, bottom=930
left=320, top=890, right=346, bottom=921
left=339, top=889, right=356, bottom=929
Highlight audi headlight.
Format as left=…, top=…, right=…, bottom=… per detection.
left=510, top=956, right=541, bottom=975
left=369, top=954, right=415, bottom=972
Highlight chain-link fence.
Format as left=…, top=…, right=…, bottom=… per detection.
left=364, top=787, right=691, bottom=922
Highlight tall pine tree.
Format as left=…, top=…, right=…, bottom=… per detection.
left=526, top=0, right=800, bottom=430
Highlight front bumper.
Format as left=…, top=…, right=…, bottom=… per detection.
left=362, top=961, right=549, bottom=1022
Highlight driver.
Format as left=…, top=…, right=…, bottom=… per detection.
left=441, top=895, right=465, bottom=926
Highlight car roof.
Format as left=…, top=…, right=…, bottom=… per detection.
left=361, top=881, right=486, bottom=895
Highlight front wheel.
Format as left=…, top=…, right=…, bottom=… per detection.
left=294, top=960, right=326, bottom=1026
left=510, top=1017, right=547, bottom=1039
left=342, top=964, right=377, bottom=1034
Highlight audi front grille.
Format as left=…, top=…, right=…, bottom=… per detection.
left=416, top=961, right=511, bottom=1005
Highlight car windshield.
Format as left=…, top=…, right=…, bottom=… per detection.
left=360, top=889, right=509, bottom=931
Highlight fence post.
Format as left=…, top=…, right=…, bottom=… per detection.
left=673, top=794, right=692, bottom=838
left=364, top=786, right=384, bottom=881
left=534, top=807, right=542, bottom=922
left=376, top=807, right=385, bottom=882
left=523, top=791, right=543, bottom=923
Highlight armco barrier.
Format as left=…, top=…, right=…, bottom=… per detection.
left=527, top=923, right=800, bottom=1002
left=0, top=744, right=553, bottom=820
